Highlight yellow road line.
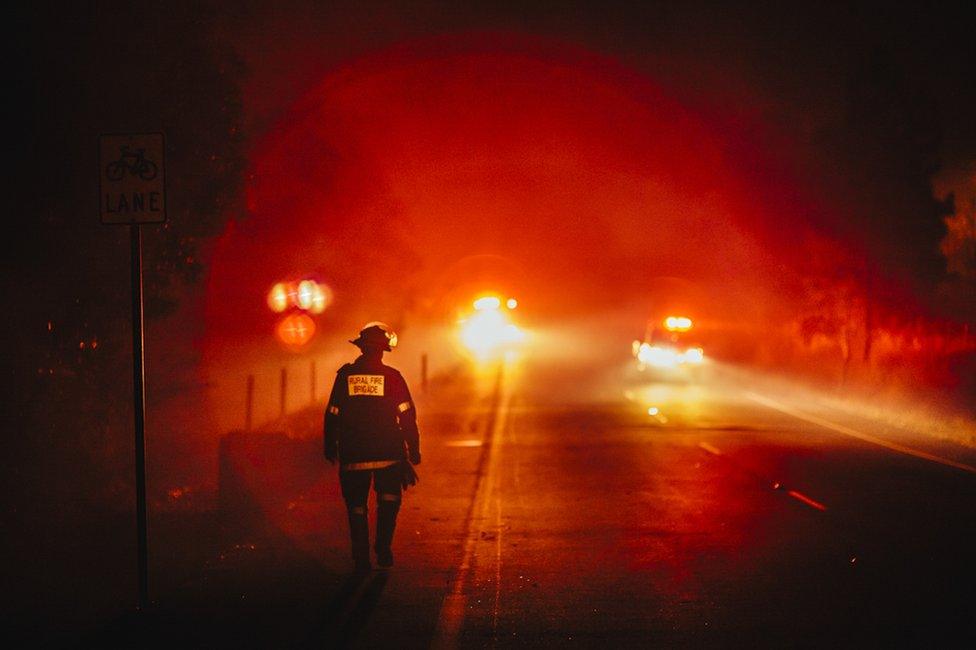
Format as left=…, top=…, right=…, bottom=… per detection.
left=431, top=370, right=513, bottom=649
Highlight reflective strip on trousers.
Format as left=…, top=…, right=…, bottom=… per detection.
left=342, top=460, right=399, bottom=471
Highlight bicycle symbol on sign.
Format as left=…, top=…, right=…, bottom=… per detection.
left=105, top=146, right=158, bottom=181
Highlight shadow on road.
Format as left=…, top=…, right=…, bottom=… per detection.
left=306, top=570, right=390, bottom=648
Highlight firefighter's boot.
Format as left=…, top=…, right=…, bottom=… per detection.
left=347, top=504, right=371, bottom=573
left=375, top=494, right=401, bottom=568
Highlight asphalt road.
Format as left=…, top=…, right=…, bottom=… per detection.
left=78, top=354, right=976, bottom=649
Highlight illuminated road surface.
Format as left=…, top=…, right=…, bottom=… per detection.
left=85, top=355, right=976, bottom=649
left=413, top=360, right=974, bottom=648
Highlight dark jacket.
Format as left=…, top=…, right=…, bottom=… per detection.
left=323, top=354, right=420, bottom=464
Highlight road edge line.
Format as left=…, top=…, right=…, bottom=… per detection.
left=745, top=391, right=976, bottom=474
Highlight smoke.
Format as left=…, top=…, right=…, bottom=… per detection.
left=208, top=33, right=786, bottom=332
left=198, top=7, right=976, bottom=441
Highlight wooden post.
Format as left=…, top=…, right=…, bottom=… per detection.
left=280, top=367, right=287, bottom=418
left=245, top=374, right=254, bottom=431
left=421, top=353, right=428, bottom=394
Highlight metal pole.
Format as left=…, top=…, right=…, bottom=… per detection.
left=245, top=375, right=254, bottom=431
left=130, top=224, right=149, bottom=610
left=280, top=367, right=287, bottom=418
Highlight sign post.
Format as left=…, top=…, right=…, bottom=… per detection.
left=99, top=133, right=166, bottom=610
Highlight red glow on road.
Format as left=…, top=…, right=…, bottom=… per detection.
left=787, top=490, right=828, bottom=512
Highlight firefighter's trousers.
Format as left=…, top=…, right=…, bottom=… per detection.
left=339, top=464, right=402, bottom=568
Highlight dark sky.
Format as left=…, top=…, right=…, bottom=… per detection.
left=225, top=0, right=975, bottom=169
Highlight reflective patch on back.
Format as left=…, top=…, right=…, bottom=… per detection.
left=348, top=374, right=385, bottom=396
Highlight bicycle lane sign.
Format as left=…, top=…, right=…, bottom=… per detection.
left=99, top=133, right=166, bottom=224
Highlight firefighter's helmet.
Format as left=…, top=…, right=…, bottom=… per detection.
left=349, top=322, right=398, bottom=351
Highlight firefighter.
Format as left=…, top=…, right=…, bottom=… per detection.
left=323, top=322, right=421, bottom=572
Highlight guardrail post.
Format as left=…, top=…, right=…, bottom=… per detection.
left=280, top=367, right=287, bottom=418
left=421, top=353, right=428, bottom=393
left=310, top=360, right=317, bottom=404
